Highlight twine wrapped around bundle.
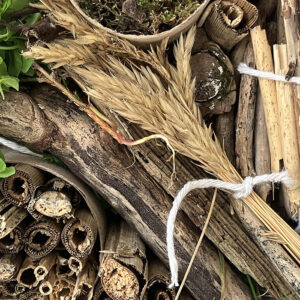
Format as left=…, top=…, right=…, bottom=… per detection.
left=199, top=0, right=258, bottom=51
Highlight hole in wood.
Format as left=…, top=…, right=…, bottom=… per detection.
left=73, top=228, right=87, bottom=246
left=20, top=268, right=36, bottom=286
left=42, top=286, right=50, bottom=293
left=32, top=232, right=50, bottom=246
left=36, top=267, right=45, bottom=276
left=11, top=178, right=25, bottom=195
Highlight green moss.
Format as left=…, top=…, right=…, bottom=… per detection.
left=77, top=0, right=201, bottom=35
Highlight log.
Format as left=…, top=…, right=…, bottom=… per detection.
left=0, top=86, right=298, bottom=299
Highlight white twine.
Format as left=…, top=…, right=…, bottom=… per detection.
left=238, top=63, right=300, bottom=84
left=0, top=137, right=42, bottom=157
left=167, top=171, right=293, bottom=288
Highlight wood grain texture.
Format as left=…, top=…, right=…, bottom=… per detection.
left=0, top=85, right=298, bottom=299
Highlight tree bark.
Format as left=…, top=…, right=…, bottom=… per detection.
left=0, top=85, right=298, bottom=299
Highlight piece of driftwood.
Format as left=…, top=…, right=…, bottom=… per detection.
left=215, top=110, right=235, bottom=165
left=100, top=219, right=148, bottom=300
left=273, top=44, right=300, bottom=218
left=199, top=0, right=258, bottom=51
left=61, top=209, right=97, bottom=258
left=1, top=87, right=299, bottom=299
left=24, top=218, right=62, bottom=259
left=72, top=261, right=97, bottom=300
left=250, top=26, right=283, bottom=172
left=17, top=256, right=39, bottom=288
left=235, top=39, right=257, bottom=177
left=0, top=253, right=22, bottom=282
left=254, top=89, right=271, bottom=201
left=34, top=251, right=56, bottom=282
left=145, top=256, right=175, bottom=300
left=1, top=164, right=45, bottom=207
left=0, top=225, right=24, bottom=254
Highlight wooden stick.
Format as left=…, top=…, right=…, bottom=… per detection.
left=101, top=219, right=148, bottom=300
left=34, top=251, right=57, bottom=281
left=17, top=256, right=39, bottom=288
left=0, top=206, right=28, bottom=239
left=250, top=26, right=283, bottom=172
left=273, top=44, right=300, bottom=217
left=72, top=261, right=97, bottom=300
left=24, top=218, right=62, bottom=259
left=0, top=253, right=22, bottom=282
left=61, top=209, right=97, bottom=258
left=145, top=256, right=175, bottom=300
left=254, top=89, right=271, bottom=201
left=235, top=39, right=257, bottom=177
left=1, top=164, right=45, bottom=206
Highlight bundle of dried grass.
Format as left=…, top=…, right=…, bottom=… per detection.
left=25, top=0, right=300, bottom=283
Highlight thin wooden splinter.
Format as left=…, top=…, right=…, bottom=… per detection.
left=34, top=251, right=56, bottom=281
left=1, top=164, right=45, bottom=207
left=24, top=218, right=62, bottom=259
left=72, top=261, right=97, bottom=300
left=61, top=209, right=97, bottom=258
left=0, top=254, right=22, bottom=282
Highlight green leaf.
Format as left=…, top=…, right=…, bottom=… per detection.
left=21, top=56, right=34, bottom=74
left=0, top=56, right=8, bottom=75
left=0, top=166, right=15, bottom=178
left=24, top=12, right=41, bottom=26
left=2, top=0, right=29, bottom=18
left=0, top=75, right=19, bottom=90
left=8, top=49, right=22, bottom=77
left=0, top=0, right=12, bottom=19
left=0, top=158, right=6, bottom=172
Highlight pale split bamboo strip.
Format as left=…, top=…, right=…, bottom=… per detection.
left=274, top=44, right=300, bottom=218
left=250, top=26, right=282, bottom=172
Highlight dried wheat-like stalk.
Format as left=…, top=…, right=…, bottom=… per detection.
left=26, top=0, right=300, bottom=267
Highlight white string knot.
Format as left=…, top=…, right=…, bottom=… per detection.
left=167, top=171, right=292, bottom=289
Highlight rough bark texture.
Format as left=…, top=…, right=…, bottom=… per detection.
left=0, top=85, right=298, bottom=299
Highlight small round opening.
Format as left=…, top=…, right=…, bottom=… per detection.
left=73, top=228, right=87, bottom=246
left=32, top=232, right=50, bottom=245
left=20, top=269, right=36, bottom=286
left=37, top=268, right=45, bottom=276
left=42, top=286, right=50, bottom=293
left=70, top=259, right=80, bottom=269
left=11, top=178, right=25, bottom=195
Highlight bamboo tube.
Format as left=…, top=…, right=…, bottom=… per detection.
left=56, top=250, right=74, bottom=277
left=0, top=226, right=23, bottom=254
left=201, top=0, right=258, bottom=51
left=39, top=268, right=57, bottom=296
left=1, top=280, right=26, bottom=297
left=100, top=219, right=148, bottom=300
left=145, top=257, right=175, bottom=300
left=34, top=190, right=73, bottom=219
left=0, top=206, right=28, bottom=239
left=17, top=256, right=39, bottom=288
left=0, top=253, right=22, bottom=282
left=1, top=164, right=45, bottom=206
left=61, top=209, right=97, bottom=258
left=250, top=26, right=283, bottom=172
left=24, top=218, right=62, bottom=259
left=34, top=251, right=57, bottom=281
left=68, top=255, right=87, bottom=275
left=273, top=44, right=300, bottom=218
left=72, top=261, right=97, bottom=300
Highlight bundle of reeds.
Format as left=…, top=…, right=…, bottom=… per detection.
left=25, top=0, right=300, bottom=273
